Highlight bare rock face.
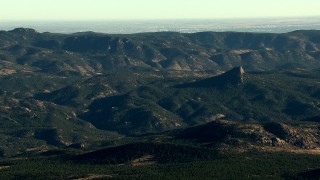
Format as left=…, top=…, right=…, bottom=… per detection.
left=239, top=66, right=245, bottom=83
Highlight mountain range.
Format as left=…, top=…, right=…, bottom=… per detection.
left=1, top=28, right=320, bottom=75
left=0, top=28, right=320, bottom=179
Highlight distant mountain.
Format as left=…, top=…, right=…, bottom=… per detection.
left=1, top=28, right=320, bottom=75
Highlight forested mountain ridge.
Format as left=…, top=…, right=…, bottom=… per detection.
left=1, top=28, right=320, bottom=75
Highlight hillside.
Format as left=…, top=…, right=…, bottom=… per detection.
left=79, top=67, right=320, bottom=134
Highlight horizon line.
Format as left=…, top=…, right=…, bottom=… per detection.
left=1, top=16, right=320, bottom=22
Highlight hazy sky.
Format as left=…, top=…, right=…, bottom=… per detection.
left=2, top=0, right=320, bottom=21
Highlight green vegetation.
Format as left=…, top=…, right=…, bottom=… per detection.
left=1, top=151, right=320, bottom=179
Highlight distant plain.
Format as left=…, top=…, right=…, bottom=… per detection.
left=1, top=17, right=320, bottom=34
